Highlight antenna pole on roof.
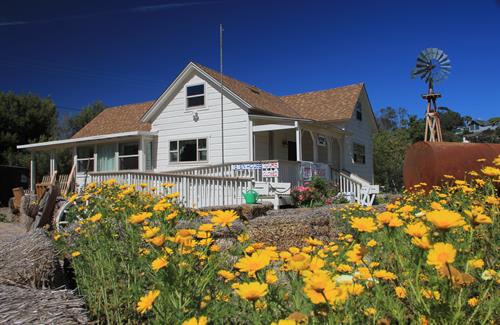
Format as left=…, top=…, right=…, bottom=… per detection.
left=220, top=23, right=225, bottom=205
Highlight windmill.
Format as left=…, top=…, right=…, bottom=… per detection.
left=411, top=48, right=451, bottom=142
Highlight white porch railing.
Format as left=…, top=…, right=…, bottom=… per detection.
left=170, top=160, right=301, bottom=184
left=90, top=171, right=253, bottom=208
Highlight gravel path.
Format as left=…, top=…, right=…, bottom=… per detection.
left=0, top=222, right=26, bottom=242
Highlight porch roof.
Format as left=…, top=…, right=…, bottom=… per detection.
left=17, top=131, right=157, bottom=151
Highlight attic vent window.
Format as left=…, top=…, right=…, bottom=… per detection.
left=355, top=102, right=362, bottom=121
left=186, top=84, right=205, bottom=108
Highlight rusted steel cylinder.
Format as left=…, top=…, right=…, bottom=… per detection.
left=403, top=141, right=500, bottom=190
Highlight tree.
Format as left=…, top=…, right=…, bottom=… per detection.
left=0, top=92, right=58, bottom=166
left=61, top=101, right=106, bottom=138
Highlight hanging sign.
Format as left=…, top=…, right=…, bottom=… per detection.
left=262, top=161, right=279, bottom=178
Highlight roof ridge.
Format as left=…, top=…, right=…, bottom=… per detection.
left=104, top=100, right=155, bottom=111
left=192, top=62, right=304, bottom=118
left=280, top=83, right=364, bottom=98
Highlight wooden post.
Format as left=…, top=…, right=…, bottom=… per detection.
left=249, top=120, right=254, bottom=161
left=49, top=151, right=56, bottom=177
left=30, top=152, right=36, bottom=192
left=295, top=121, right=302, bottom=161
left=311, top=131, right=319, bottom=162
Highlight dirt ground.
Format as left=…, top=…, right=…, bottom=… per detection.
left=0, top=207, right=26, bottom=241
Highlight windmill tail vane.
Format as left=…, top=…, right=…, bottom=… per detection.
left=411, top=48, right=452, bottom=142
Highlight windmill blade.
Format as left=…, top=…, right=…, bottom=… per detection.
left=414, top=66, right=431, bottom=75
left=440, top=58, right=451, bottom=66
left=436, top=49, right=445, bottom=61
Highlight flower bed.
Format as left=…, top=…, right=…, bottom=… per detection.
left=55, top=158, right=500, bottom=324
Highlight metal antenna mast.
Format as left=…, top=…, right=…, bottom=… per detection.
left=220, top=24, right=225, bottom=204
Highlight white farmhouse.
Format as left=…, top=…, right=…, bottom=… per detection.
left=18, top=62, right=378, bottom=207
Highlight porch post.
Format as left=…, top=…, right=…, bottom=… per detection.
left=295, top=121, right=302, bottom=161
left=311, top=131, right=319, bottom=162
left=327, top=137, right=333, bottom=163
left=30, top=152, right=36, bottom=192
left=249, top=120, right=254, bottom=161
left=138, top=138, right=145, bottom=171
left=49, top=151, right=56, bottom=177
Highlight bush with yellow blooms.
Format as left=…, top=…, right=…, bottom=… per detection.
left=55, top=157, right=500, bottom=323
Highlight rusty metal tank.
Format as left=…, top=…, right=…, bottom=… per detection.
left=403, top=141, right=500, bottom=190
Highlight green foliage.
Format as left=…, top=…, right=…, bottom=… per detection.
left=0, top=92, right=57, bottom=166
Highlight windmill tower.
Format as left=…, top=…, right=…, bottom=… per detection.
left=412, top=48, right=451, bottom=142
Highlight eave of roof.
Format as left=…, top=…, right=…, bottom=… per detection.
left=18, top=131, right=156, bottom=151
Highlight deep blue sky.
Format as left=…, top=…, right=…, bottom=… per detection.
left=1, top=0, right=499, bottom=121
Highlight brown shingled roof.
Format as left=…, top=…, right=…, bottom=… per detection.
left=280, top=83, right=364, bottom=122
left=194, top=63, right=303, bottom=118
left=71, top=101, right=154, bottom=139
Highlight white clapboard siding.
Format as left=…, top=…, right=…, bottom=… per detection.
left=90, top=171, right=253, bottom=208
left=151, top=74, right=251, bottom=172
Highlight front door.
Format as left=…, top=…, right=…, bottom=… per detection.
left=288, top=141, right=297, bottom=161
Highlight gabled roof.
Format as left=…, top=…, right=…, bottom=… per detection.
left=280, top=83, right=364, bottom=122
left=71, top=62, right=367, bottom=139
left=193, top=63, right=303, bottom=118
left=71, top=101, right=153, bottom=139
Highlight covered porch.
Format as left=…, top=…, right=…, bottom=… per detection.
left=249, top=115, right=346, bottom=171
left=17, top=131, right=157, bottom=192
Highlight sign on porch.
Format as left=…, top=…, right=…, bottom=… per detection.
left=231, top=163, right=262, bottom=170
left=262, top=162, right=279, bottom=178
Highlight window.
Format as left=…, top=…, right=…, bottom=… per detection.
left=186, top=84, right=205, bottom=108
left=119, top=142, right=139, bottom=170
left=170, top=138, right=207, bottom=162
left=353, top=143, right=365, bottom=164
left=355, top=102, right=362, bottom=121
left=77, top=146, right=94, bottom=172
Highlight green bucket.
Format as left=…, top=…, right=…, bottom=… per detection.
left=242, top=189, right=259, bottom=204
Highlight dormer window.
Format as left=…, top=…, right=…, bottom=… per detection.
left=355, top=102, right=362, bottom=121
left=186, top=84, right=205, bottom=108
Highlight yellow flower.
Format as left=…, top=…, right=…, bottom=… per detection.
left=199, top=223, right=215, bottom=232
left=373, top=270, right=397, bottom=281
left=426, top=210, right=465, bottom=230
left=485, top=196, right=499, bottom=205
left=217, top=270, right=236, bottom=282
left=151, top=256, right=168, bottom=272
left=234, top=253, right=270, bottom=277
left=286, top=252, right=311, bottom=271
left=166, top=211, right=178, bottom=220
left=376, top=211, right=397, bottom=225
left=388, top=217, right=404, bottom=227
left=481, top=166, right=500, bottom=177
left=271, top=320, right=297, bottom=325
left=53, top=233, right=61, bottom=241
left=405, top=222, right=430, bottom=238
left=136, top=290, right=160, bottom=314
left=427, top=242, right=456, bottom=268
left=237, top=233, right=250, bottom=242
left=140, top=182, right=148, bottom=188
left=481, top=269, right=496, bottom=280
left=235, top=282, right=268, bottom=301
left=128, top=212, right=152, bottom=224
left=421, top=289, right=440, bottom=300
left=395, top=286, right=407, bottom=298
left=350, top=217, right=378, bottom=232
left=182, top=316, right=208, bottom=325
left=161, top=182, right=175, bottom=188
left=211, top=210, right=239, bottom=227
left=308, top=256, right=325, bottom=272
left=344, top=283, right=364, bottom=296
left=364, top=307, right=377, bottom=316
left=412, top=236, right=431, bottom=250
left=265, top=269, right=278, bottom=284
left=149, top=234, right=166, bottom=247
left=142, top=226, right=160, bottom=239
left=367, top=239, right=377, bottom=247
left=88, top=213, right=102, bottom=222
left=346, top=244, right=365, bottom=264
left=468, top=297, right=478, bottom=307
left=71, top=251, right=81, bottom=257
left=468, top=259, right=485, bottom=269
left=337, top=264, right=353, bottom=273
left=305, top=237, right=323, bottom=246
left=430, top=202, right=443, bottom=210
left=474, top=214, right=493, bottom=224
